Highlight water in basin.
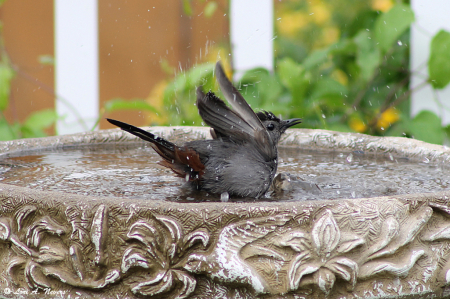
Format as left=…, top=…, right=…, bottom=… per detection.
left=0, top=144, right=448, bottom=202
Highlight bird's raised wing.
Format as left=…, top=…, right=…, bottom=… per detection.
left=196, top=62, right=276, bottom=159
left=214, top=62, right=265, bottom=133
left=197, top=88, right=256, bottom=141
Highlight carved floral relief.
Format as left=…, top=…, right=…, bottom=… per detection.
left=1, top=195, right=450, bottom=298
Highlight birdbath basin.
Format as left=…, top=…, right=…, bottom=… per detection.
left=0, top=126, right=450, bottom=298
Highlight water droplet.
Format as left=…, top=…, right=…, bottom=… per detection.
left=397, top=40, right=402, bottom=46
left=220, top=192, right=229, bottom=202
left=346, top=153, right=353, bottom=163
left=322, top=114, right=326, bottom=119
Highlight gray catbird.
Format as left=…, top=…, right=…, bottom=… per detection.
left=107, top=61, right=301, bottom=198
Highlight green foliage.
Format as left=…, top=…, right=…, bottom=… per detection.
left=0, top=61, right=13, bottom=111
left=354, top=31, right=380, bottom=82
left=204, top=1, right=218, bottom=18
left=159, top=2, right=450, bottom=145
left=182, top=0, right=193, bottom=16
left=429, top=30, right=450, bottom=89
left=0, top=50, right=59, bottom=141
left=408, top=110, right=445, bottom=145
left=0, top=109, right=58, bottom=141
left=104, top=98, right=157, bottom=113
left=1, top=1, right=450, bottom=147
left=21, top=109, right=58, bottom=138
left=90, top=98, right=158, bottom=130
left=163, top=62, right=215, bottom=126
left=0, top=0, right=59, bottom=142
left=182, top=0, right=218, bottom=18
left=374, top=4, right=414, bottom=52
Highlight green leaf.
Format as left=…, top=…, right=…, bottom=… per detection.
left=239, top=68, right=283, bottom=109
left=410, top=110, right=443, bottom=145
left=204, top=1, right=218, bottom=18
left=0, top=62, right=14, bottom=111
left=164, top=62, right=215, bottom=100
left=374, top=4, right=414, bottom=53
left=311, top=78, right=348, bottom=100
left=104, top=99, right=158, bottom=114
left=444, top=124, right=450, bottom=142
left=159, top=58, right=174, bottom=75
left=21, top=127, right=46, bottom=139
left=278, top=58, right=304, bottom=91
left=354, top=30, right=381, bottom=82
left=277, top=58, right=310, bottom=108
left=0, top=119, right=16, bottom=141
left=428, top=30, right=450, bottom=89
left=182, top=0, right=193, bottom=16
left=24, top=109, right=58, bottom=129
left=302, top=48, right=330, bottom=70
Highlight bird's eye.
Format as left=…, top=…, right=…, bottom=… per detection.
left=267, top=123, right=275, bottom=131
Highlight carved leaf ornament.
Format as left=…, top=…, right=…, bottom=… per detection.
left=121, top=216, right=209, bottom=298
left=286, top=209, right=362, bottom=295
left=2, top=200, right=450, bottom=297
left=279, top=207, right=434, bottom=295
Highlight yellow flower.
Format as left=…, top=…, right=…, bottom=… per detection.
left=322, top=27, right=340, bottom=46
left=146, top=80, right=168, bottom=125
left=277, top=11, right=308, bottom=38
left=205, top=46, right=233, bottom=80
left=371, top=0, right=393, bottom=12
left=349, top=117, right=367, bottom=133
left=376, top=107, right=399, bottom=130
left=310, top=3, right=330, bottom=25
left=331, top=69, right=348, bottom=86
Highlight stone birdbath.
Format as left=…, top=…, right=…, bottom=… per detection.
left=0, top=126, right=450, bottom=298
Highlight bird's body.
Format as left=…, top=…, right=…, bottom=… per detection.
left=182, top=138, right=276, bottom=198
left=107, top=62, right=301, bottom=198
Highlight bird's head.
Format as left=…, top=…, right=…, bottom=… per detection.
left=256, top=111, right=302, bottom=144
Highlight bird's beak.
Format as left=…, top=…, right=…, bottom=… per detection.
left=282, top=118, right=302, bottom=129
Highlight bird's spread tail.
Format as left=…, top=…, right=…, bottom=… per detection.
left=106, top=118, right=175, bottom=151
left=106, top=118, right=204, bottom=181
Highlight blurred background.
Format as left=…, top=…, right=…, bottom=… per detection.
left=0, top=0, right=449, bottom=144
